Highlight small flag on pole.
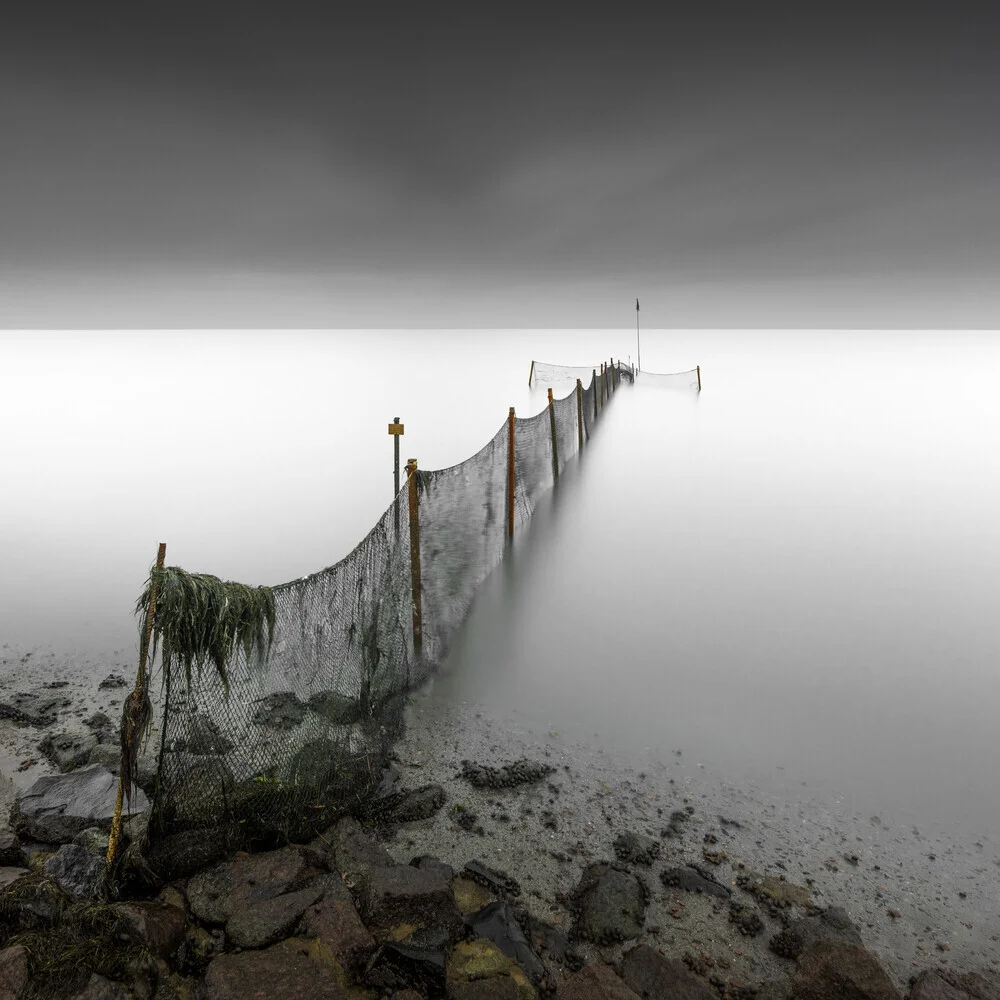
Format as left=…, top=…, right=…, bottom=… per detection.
left=636, top=298, right=639, bottom=311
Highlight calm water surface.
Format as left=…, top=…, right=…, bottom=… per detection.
left=2, top=328, right=998, bottom=836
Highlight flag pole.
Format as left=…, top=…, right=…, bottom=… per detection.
left=636, top=298, right=641, bottom=373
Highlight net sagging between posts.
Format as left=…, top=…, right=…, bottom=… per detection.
left=635, top=367, right=700, bottom=389
left=144, top=362, right=629, bottom=869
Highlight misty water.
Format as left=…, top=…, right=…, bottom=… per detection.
left=2, top=328, right=998, bottom=840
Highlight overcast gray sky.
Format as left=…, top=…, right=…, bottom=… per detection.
left=2, top=4, right=998, bottom=327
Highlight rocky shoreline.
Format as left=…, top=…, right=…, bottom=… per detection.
left=0, top=647, right=998, bottom=999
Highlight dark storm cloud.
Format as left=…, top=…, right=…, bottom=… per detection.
left=2, top=4, right=999, bottom=325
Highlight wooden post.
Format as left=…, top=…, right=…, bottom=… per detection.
left=697, top=365, right=702, bottom=391
left=405, top=460, right=423, bottom=655
left=547, top=387, right=559, bottom=481
left=528, top=360, right=535, bottom=387
left=599, top=363, right=604, bottom=409
left=388, top=418, right=404, bottom=497
left=593, top=369, right=598, bottom=421
left=507, top=407, right=515, bottom=539
left=107, top=541, right=165, bottom=869
left=611, top=358, right=616, bottom=392
left=576, top=378, right=583, bottom=449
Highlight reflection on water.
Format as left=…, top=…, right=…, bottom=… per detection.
left=2, top=328, right=999, bottom=837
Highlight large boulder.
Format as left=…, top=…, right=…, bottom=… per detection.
left=186, top=846, right=314, bottom=925
left=619, top=944, right=716, bottom=1000
left=571, top=864, right=647, bottom=944
left=42, top=844, right=105, bottom=900
left=446, top=939, right=536, bottom=1000
left=111, top=900, right=188, bottom=961
left=325, top=816, right=393, bottom=892
left=226, top=885, right=325, bottom=949
left=557, top=963, right=641, bottom=999
left=0, top=944, right=29, bottom=1000
left=769, top=905, right=864, bottom=959
left=361, top=863, right=462, bottom=936
left=38, top=729, right=99, bottom=772
left=466, top=901, right=544, bottom=982
left=299, top=895, right=376, bottom=971
left=11, top=766, right=148, bottom=843
left=203, top=937, right=353, bottom=1000
left=0, top=689, right=72, bottom=727
left=791, top=940, right=900, bottom=1000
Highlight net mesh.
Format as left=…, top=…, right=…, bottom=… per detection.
left=530, top=359, right=633, bottom=393
left=144, top=362, right=629, bottom=870
left=635, top=367, right=700, bottom=389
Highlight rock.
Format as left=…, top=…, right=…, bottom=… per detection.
left=366, top=941, right=448, bottom=995
left=99, top=674, right=128, bottom=690
left=791, top=940, right=900, bottom=1000
left=111, top=901, right=188, bottom=960
left=412, top=855, right=455, bottom=880
left=153, top=972, right=199, bottom=1000
left=769, top=905, right=864, bottom=959
left=460, top=758, right=555, bottom=789
left=959, top=973, right=1000, bottom=1000
left=364, top=784, right=448, bottom=823
left=0, top=873, right=65, bottom=931
left=73, top=827, right=111, bottom=855
left=521, top=913, right=572, bottom=967
left=252, top=692, right=307, bottom=730
left=0, top=689, right=72, bottom=727
left=910, top=972, right=970, bottom=1000
left=299, top=896, right=376, bottom=970
left=42, top=844, right=105, bottom=899
left=227, top=885, right=325, bottom=949
left=326, top=816, right=393, bottom=891
left=166, top=756, right=236, bottom=828
left=453, top=875, right=496, bottom=915
left=187, top=846, right=312, bottom=924
left=11, top=765, right=148, bottom=843
left=176, top=924, right=223, bottom=975
left=39, top=729, right=99, bottom=772
left=467, top=901, right=544, bottom=981
left=0, top=944, right=29, bottom=1000
left=84, top=712, right=113, bottom=732
left=68, top=973, right=131, bottom=1000
left=557, top=963, right=642, bottom=999
left=178, top=714, right=233, bottom=755
left=446, top=939, right=536, bottom=1000
left=361, top=863, right=462, bottom=935
left=87, top=744, right=122, bottom=772
left=464, top=859, right=521, bottom=898
left=306, top=691, right=361, bottom=725
left=203, top=937, right=353, bottom=1000
left=612, top=832, right=660, bottom=866
left=571, top=864, right=646, bottom=944
left=660, top=865, right=731, bottom=899
left=0, top=832, right=24, bottom=868
left=729, top=901, right=765, bottom=937
left=619, top=944, right=717, bottom=999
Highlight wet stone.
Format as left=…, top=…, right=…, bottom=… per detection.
left=226, top=884, right=325, bottom=949
left=0, top=832, right=25, bottom=868
left=306, top=690, right=361, bottom=725
left=769, top=905, right=863, bottom=960
left=612, top=831, right=660, bottom=866
left=460, top=758, right=556, bottom=789
left=252, top=691, right=307, bottom=730
left=299, top=895, right=376, bottom=970
left=111, top=900, right=188, bottom=961
left=361, top=862, right=462, bottom=936
left=571, top=863, right=647, bottom=944
left=42, top=843, right=105, bottom=899
left=466, top=900, right=544, bottom=982
left=791, top=939, right=900, bottom=1000
left=0, top=944, right=29, bottom=1000
left=0, top=689, right=72, bottom=728
left=366, top=941, right=448, bottom=995
left=363, top=783, right=448, bottom=824
left=729, top=901, right=765, bottom=937
left=620, top=944, right=717, bottom=1000
left=464, top=859, right=521, bottom=898
left=175, top=714, right=233, bottom=755
left=446, top=939, right=536, bottom=1000
left=68, top=973, right=131, bottom=1000
left=38, top=729, right=99, bottom=772
left=327, top=816, right=394, bottom=892
left=660, top=865, right=731, bottom=900
left=910, top=971, right=972, bottom=1000
left=98, top=674, right=128, bottom=690
left=557, top=963, right=642, bottom=999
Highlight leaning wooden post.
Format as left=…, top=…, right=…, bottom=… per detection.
left=528, top=360, right=535, bottom=387
left=405, top=459, right=423, bottom=656
left=576, top=378, right=584, bottom=449
left=599, top=363, right=604, bottom=409
left=507, top=407, right=515, bottom=539
left=107, top=541, right=165, bottom=869
left=611, top=358, right=616, bottom=392
left=547, top=387, right=559, bottom=481
left=697, top=365, right=702, bottom=391
left=593, top=369, right=598, bottom=421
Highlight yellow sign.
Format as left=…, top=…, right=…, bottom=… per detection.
left=388, top=423, right=404, bottom=435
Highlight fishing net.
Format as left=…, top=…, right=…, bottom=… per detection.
left=635, top=367, right=700, bottom=389
left=143, top=363, right=628, bottom=871
left=529, top=359, right=633, bottom=392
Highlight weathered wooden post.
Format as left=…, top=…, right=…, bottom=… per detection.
left=107, top=541, right=165, bottom=870
left=388, top=417, right=404, bottom=497
left=507, top=407, right=515, bottom=539
left=528, top=360, right=535, bottom=387
left=548, top=387, right=559, bottom=481
left=576, top=378, right=583, bottom=449
left=599, top=363, right=605, bottom=409
left=593, top=369, right=598, bottom=421
left=405, top=459, right=423, bottom=656
left=611, top=358, right=616, bottom=392
left=697, top=365, right=702, bottom=391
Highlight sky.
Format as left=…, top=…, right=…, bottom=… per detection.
left=2, top=4, right=999, bottom=328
